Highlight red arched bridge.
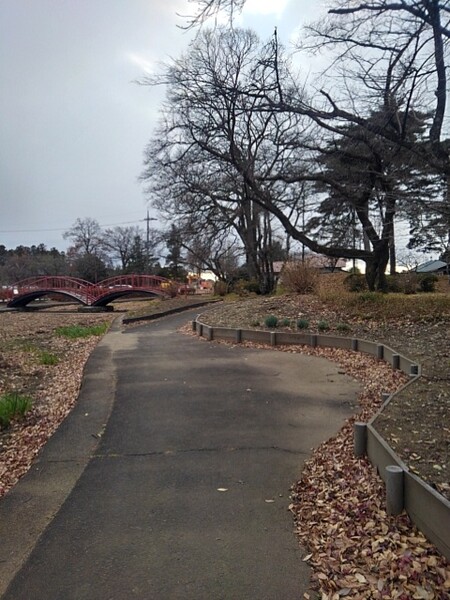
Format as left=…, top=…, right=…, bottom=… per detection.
left=4, top=275, right=178, bottom=308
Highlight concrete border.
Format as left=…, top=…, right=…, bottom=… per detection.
left=122, top=298, right=221, bottom=324
left=193, top=317, right=449, bottom=559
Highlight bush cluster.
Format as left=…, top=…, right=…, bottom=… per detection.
left=232, top=279, right=260, bottom=296
left=345, top=272, right=439, bottom=294
left=418, top=274, right=439, bottom=293
left=214, top=280, right=228, bottom=297
left=281, top=260, right=319, bottom=294
left=343, top=274, right=367, bottom=292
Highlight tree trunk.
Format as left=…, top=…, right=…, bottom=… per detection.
left=365, top=240, right=390, bottom=291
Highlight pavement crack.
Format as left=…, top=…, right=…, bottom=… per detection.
left=40, top=446, right=308, bottom=462
left=90, top=446, right=308, bottom=458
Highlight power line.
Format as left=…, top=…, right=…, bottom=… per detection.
left=0, top=218, right=154, bottom=234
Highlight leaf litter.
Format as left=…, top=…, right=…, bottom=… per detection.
left=188, top=292, right=450, bottom=598
left=0, top=296, right=448, bottom=598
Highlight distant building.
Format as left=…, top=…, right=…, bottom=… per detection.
left=273, top=254, right=348, bottom=280
left=187, top=271, right=216, bottom=294
left=415, top=260, right=448, bottom=275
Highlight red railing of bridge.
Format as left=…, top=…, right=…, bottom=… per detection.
left=5, top=276, right=95, bottom=304
left=3, top=275, right=177, bottom=307
left=94, top=274, right=169, bottom=293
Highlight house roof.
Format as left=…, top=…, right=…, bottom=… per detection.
left=415, top=260, right=448, bottom=273
left=273, top=255, right=347, bottom=273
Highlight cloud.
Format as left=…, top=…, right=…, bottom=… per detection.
left=126, top=52, right=156, bottom=75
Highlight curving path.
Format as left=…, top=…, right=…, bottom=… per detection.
left=0, top=309, right=360, bottom=599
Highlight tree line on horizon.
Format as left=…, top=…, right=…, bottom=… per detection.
left=0, top=217, right=287, bottom=285
left=0, top=219, right=181, bottom=284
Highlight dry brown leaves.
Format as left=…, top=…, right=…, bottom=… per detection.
left=184, top=328, right=450, bottom=598
left=203, top=294, right=450, bottom=499
left=0, top=309, right=116, bottom=498
left=286, top=347, right=449, bottom=600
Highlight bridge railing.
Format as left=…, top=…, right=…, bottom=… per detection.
left=5, top=274, right=179, bottom=306
left=8, top=276, right=96, bottom=304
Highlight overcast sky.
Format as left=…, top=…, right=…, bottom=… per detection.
left=0, top=0, right=326, bottom=251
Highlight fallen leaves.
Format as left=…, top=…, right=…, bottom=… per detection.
left=0, top=309, right=115, bottom=498
left=187, top=307, right=450, bottom=598
left=288, top=352, right=449, bottom=599
left=202, top=293, right=450, bottom=500
left=2, top=299, right=449, bottom=598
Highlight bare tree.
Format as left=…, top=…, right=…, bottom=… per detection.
left=142, top=28, right=309, bottom=293
left=63, top=217, right=103, bottom=257
left=102, top=225, right=146, bottom=271
left=179, top=1, right=450, bottom=288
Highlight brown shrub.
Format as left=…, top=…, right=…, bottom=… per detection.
left=281, top=260, right=320, bottom=294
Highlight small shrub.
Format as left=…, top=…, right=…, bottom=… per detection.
left=55, top=323, right=109, bottom=339
left=418, top=274, right=438, bottom=293
left=297, top=318, right=309, bottom=329
left=231, top=279, right=247, bottom=296
left=281, top=260, right=319, bottom=294
left=264, top=315, right=278, bottom=328
left=347, top=266, right=361, bottom=275
left=39, top=351, right=59, bottom=365
left=399, top=273, right=418, bottom=294
left=385, top=275, right=402, bottom=293
left=0, top=392, right=32, bottom=429
left=214, top=281, right=228, bottom=297
left=232, top=279, right=260, bottom=296
left=344, top=274, right=367, bottom=292
left=317, top=319, right=330, bottom=331
left=336, top=322, right=351, bottom=332
left=281, top=318, right=291, bottom=327
left=244, top=280, right=261, bottom=295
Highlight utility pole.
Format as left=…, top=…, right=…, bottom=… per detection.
left=144, top=211, right=157, bottom=274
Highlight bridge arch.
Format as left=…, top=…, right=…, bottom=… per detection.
left=6, top=274, right=176, bottom=308
left=92, top=288, right=169, bottom=307
left=7, top=289, right=88, bottom=308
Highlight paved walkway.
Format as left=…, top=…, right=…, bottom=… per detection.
left=0, top=309, right=360, bottom=599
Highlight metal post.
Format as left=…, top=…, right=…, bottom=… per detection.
left=353, top=422, right=367, bottom=457
left=386, top=465, right=404, bottom=515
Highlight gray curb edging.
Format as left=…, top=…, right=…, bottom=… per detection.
left=193, top=317, right=450, bottom=559
left=122, top=298, right=221, bottom=324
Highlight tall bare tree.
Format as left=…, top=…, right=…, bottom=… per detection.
left=180, top=0, right=450, bottom=288
left=142, top=28, right=309, bottom=293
